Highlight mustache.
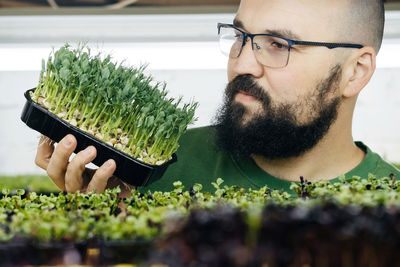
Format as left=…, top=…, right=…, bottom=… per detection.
left=225, top=74, right=271, bottom=105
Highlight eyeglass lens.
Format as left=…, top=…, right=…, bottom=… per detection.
left=218, top=26, right=290, bottom=68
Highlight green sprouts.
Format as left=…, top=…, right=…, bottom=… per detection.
left=31, top=44, right=198, bottom=165
left=1, top=175, right=400, bottom=243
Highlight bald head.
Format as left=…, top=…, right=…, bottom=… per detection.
left=341, top=0, right=385, bottom=53
left=236, top=0, right=385, bottom=54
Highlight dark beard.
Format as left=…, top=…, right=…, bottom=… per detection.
left=214, top=66, right=342, bottom=160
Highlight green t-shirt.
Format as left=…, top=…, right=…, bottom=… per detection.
left=140, top=126, right=400, bottom=193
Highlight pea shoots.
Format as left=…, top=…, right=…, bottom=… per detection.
left=31, top=44, right=198, bottom=165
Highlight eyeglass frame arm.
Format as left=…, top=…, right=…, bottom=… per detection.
left=217, top=23, right=364, bottom=51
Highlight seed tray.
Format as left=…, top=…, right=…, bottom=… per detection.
left=21, top=88, right=177, bottom=186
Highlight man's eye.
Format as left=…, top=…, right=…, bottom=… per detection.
left=271, top=41, right=287, bottom=49
left=234, top=32, right=243, bottom=40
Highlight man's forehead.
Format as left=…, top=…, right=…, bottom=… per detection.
left=235, top=0, right=347, bottom=40
left=233, top=17, right=302, bottom=40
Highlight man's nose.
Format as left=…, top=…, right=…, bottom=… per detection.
left=230, top=37, right=264, bottom=79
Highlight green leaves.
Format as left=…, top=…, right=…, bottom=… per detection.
left=101, top=66, right=110, bottom=80
left=59, top=67, right=70, bottom=81
left=2, top=176, right=400, bottom=244
left=1, top=188, right=10, bottom=197
left=33, top=43, right=198, bottom=165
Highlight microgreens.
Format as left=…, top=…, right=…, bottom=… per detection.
left=1, top=174, right=400, bottom=243
left=31, top=43, right=198, bottom=165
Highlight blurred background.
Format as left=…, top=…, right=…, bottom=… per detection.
left=0, top=0, right=400, bottom=176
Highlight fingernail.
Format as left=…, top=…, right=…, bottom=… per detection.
left=64, top=135, right=74, bottom=147
left=84, top=146, right=95, bottom=156
left=105, top=159, right=114, bottom=168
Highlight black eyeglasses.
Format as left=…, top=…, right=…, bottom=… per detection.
left=217, top=23, right=364, bottom=68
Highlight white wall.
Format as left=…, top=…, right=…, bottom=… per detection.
left=0, top=12, right=399, bottom=175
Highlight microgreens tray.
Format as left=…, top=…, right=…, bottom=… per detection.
left=21, top=88, right=177, bottom=186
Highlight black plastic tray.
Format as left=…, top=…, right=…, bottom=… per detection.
left=21, top=88, right=177, bottom=186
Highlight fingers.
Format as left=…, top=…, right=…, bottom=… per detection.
left=35, top=134, right=117, bottom=194
left=65, top=146, right=97, bottom=193
left=35, top=135, right=55, bottom=170
left=46, top=135, right=77, bottom=190
left=86, top=159, right=116, bottom=194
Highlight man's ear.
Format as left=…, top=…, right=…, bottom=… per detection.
left=342, top=46, right=376, bottom=98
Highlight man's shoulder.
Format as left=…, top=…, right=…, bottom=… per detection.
left=375, top=157, right=400, bottom=178
left=179, top=125, right=217, bottom=148
left=183, top=125, right=215, bottom=138
left=353, top=142, right=400, bottom=179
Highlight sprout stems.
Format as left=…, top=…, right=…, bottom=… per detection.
left=32, top=44, right=197, bottom=165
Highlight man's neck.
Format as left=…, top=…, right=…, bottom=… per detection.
left=251, top=133, right=366, bottom=182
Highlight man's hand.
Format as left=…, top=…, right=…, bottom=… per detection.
left=35, top=134, right=118, bottom=194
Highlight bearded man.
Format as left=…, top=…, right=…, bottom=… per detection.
left=35, top=0, right=400, bottom=195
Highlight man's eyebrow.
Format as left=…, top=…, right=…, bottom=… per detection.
left=264, top=29, right=302, bottom=41
left=232, top=18, right=302, bottom=41
left=233, top=18, right=244, bottom=29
